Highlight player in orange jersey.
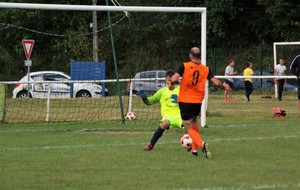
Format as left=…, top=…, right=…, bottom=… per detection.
left=171, top=47, right=230, bottom=158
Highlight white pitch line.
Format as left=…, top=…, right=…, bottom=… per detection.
left=0, top=122, right=293, bottom=133
left=0, top=141, right=174, bottom=151
left=0, top=134, right=298, bottom=152
left=211, top=135, right=299, bottom=142
left=0, top=128, right=62, bottom=133
left=0, top=128, right=117, bottom=133
left=208, top=123, right=284, bottom=128
left=253, top=183, right=300, bottom=189
left=174, top=182, right=300, bottom=190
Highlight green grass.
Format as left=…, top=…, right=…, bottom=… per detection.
left=1, top=92, right=299, bottom=189
left=0, top=118, right=299, bottom=190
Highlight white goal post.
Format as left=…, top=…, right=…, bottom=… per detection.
left=0, top=3, right=209, bottom=126
left=273, top=41, right=300, bottom=98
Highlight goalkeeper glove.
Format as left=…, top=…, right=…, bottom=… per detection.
left=137, top=90, right=147, bottom=100
left=171, top=94, right=178, bottom=103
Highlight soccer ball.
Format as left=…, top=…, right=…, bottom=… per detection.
left=126, top=112, right=136, bottom=121
left=180, top=134, right=193, bottom=148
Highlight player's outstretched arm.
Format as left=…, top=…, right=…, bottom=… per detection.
left=137, top=90, right=148, bottom=104
left=210, top=77, right=230, bottom=91
left=137, top=89, right=161, bottom=106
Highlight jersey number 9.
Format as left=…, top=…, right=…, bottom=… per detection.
left=192, top=70, right=200, bottom=86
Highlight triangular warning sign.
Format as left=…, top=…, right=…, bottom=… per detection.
left=22, top=40, right=35, bottom=60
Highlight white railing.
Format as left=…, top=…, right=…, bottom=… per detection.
left=0, top=75, right=297, bottom=85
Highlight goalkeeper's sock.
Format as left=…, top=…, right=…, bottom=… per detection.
left=188, top=128, right=203, bottom=149
left=150, top=127, right=165, bottom=146
left=191, top=123, right=200, bottom=151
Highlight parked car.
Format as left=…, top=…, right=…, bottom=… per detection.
left=232, top=71, right=297, bottom=91
left=13, top=71, right=108, bottom=98
left=126, top=70, right=166, bottom=95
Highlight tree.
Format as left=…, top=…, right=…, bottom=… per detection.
left=257, top=0, right=300, bottom=42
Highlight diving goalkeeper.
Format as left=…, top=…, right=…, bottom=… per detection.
left=137, top=70, right=183, bottom=151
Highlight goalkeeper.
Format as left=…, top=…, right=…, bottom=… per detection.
left=137, top=70, right=183, bottom=151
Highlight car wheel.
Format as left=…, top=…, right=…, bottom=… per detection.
left=76, top=90, right=92, bottom=98
left=17, top=91, right=32, bottom=98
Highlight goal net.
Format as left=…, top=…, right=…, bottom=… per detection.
left=1, top=74, right=298, bottom=125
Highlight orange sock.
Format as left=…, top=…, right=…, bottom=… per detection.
left=188, top=128, right=203, bottom=149
left=191, top=123, right=200, bottom=151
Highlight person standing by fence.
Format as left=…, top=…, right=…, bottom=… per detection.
left=243, top=62, right=254, bottom=102
left=224, top=58, right=238, bottom=102
left=274, top=57, right=287, bottom=101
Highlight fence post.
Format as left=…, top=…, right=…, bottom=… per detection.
left=46, top=83, right=51, bottom=122
left=213, top=48, right=217, bottom=74
left=0, top=84, right=5, bottom=123
left=128, top=81, right=133, bottom=113
left=260, top=47, right=263, bottom=89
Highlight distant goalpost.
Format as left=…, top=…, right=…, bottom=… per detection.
left=0, top=3, right=209, bottom=126
left=273, top=41, right=300, bottom=98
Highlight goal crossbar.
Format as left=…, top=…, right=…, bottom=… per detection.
left=273, top=41, right=300, bottom=66
left=0, top=3, right=206, bottom=13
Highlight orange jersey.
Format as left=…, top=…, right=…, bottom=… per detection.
left=178, top=62, right=211, bottom=103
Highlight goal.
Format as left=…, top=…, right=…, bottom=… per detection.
left=0, top=2, right=209, bottom=126
left=273, top=41, right=300, bottom=98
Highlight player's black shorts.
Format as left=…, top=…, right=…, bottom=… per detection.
left=225, top=79, right=234, bottom=89
left=179, top=102, right=202, bottom=120
left=298, top=79, right=300, bottom=100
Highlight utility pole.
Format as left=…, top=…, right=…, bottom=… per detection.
left=92, top=0, right=98, bottom=62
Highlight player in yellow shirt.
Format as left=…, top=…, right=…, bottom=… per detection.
left=243, top=62, right=254, bottom=102
left=137, top=70, right=183, bottom=151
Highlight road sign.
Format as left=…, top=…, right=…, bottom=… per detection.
left=24, top=60, right=32, bottom=66
left=22, top=40, right=35, bottom=60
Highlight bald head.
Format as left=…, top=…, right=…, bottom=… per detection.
left=189, top=47, right=201, bottom=62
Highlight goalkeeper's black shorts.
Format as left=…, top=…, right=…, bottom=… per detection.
left=179, top=102, right=202, bottom=120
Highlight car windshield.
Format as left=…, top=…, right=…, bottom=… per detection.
left=158, top=71, right=166, bottom=78
left=140, top=72, right=156, bottom=79
left=31, top=74, right=43, bottom=81
left=44, top=74, right=69, bottom=81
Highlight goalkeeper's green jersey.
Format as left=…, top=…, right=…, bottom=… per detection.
left=144, top=86, right=180, bottom=117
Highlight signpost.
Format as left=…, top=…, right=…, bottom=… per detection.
left=22, top=39, right=34, bottom=98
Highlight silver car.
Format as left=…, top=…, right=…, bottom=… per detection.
left=126, top=70, right=166, bottom=95
left=13, top=71, right=108, bottom=98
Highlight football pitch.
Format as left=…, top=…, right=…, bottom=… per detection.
left=0, top=117, right=299, bottom=190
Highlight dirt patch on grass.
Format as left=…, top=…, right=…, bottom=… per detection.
left=79, top=130, right=154, bottom=135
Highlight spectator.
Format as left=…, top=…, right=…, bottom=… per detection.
left=274, top=57, right=287, bottom=101
left=243, top=62, right=254, bottom=102
left=224, top=58, right=238, bottom=102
